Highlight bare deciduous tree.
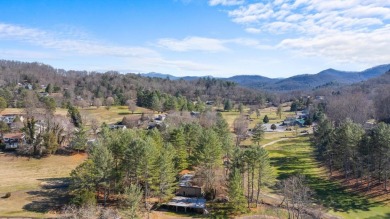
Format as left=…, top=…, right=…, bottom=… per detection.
left=90, top=118, right=100, bottom=135
left=105, top=97, right=114, bottom=110
left=75, top=99, right=89, bottom=108
left=326, top=92, right=372, bottom=125
left=233, top=116, right=249, bottom=146
left=61, top=205, right=120, bottom=219
left=126, top=99, right=137, bottom=114
left=93, top=98, right=102, bottom=108
left=280, top=175, right=313, bottom=219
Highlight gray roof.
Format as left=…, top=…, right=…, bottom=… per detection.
left=179, top=174, right=194, bottom=187
left=166, top=196, right=206, bottom=209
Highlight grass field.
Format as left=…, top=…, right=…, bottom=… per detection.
left=1, top=105, right=153, bottom=127
left=79, top=105, right=153, bottom=125
left=0, top=153, right=86, bottom=218
left=221, top=106, right=295, bottom=129
left=266, top=135, right=390, bottom=219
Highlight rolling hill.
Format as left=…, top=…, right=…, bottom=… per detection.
left=142, top=64, right=390, bottom=91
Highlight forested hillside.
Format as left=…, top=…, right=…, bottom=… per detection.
left=0, top=60, right=273, bottom=109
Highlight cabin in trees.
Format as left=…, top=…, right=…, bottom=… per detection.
left=156, top=114, right=166, bottom=121
left=296, top=109, right=309, bottom=119
left=164, top=196, right=206, bottom=213
left=177, top=173, right=202, bottom=197
left=163, top=172, right=207, bottom=214
left=0, top=114, right=24, bottom=124
left=283, top=116, right=305, bottom=127
left=2, top=132, right=25, bottom=149
left=108, top=124, right=127, bottom=130
left=190, top=111, right=200, bottom=117
left=206, top=101, right=214, bottom=105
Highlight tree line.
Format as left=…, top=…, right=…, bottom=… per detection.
left=0, top=60, right=274, bottom=110
left=314, top=116, right=390, bottom=190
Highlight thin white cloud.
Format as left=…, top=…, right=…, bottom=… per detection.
left=0, top=23, right=158, bottom=57
left=157, top=36, right=269, bottom=52
left=132, top=56, right=218, bottom=72
left=278, top=25, right=390, bottom=64
left=209, top=0, right=244, bottom=6
left=228, top=3, right=274, bottom=24
left=245, top=27, right=261, bottom=33
left=0, top=49, right=54, bottom=59
left=157, top=37, right=228, bottom=52
left=0, top=22, right=222, bottom=75
left=214, top=0, right=390, bottom=66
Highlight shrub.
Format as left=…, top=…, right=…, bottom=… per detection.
left=71, top=189, right=96, bottom=206
left=263, top=115, right=269, bottom=123
left=0, top=143, right=5, bottom=150
left=2, top=192, right=11, bottom=198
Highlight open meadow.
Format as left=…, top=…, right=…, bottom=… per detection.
left=79, top=106, right=153, bottom=125
left=266, top=135, right=390, bottom=219
left=0, top=153, right=86, bottom=218
left=221, top=106, right=295, bottom=130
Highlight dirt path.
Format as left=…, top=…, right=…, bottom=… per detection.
left=261, top=138, right=289, bottom=148
left=262, top=133, right=310, bottom=148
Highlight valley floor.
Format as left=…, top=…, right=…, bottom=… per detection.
left=0, top=107, right=389, bottom=218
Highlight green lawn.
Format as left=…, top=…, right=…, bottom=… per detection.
left=266, top=136, right=390, bottom=219
left=220, top=106, right=296, bottom=131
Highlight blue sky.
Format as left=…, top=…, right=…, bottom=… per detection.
left=0, top=0, right=389, bottom=78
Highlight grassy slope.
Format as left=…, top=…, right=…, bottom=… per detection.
left=266, top=136, right=390, bottom=219
left=0, top=154, right=86, bottom=218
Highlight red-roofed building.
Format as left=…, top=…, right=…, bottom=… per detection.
left=2, top=132, right=25, bottom=149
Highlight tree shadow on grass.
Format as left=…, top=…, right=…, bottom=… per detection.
left=365, top=213, right=390, bottom=219
left=118, top=112, right=131, bottom=115
left=306, top=174, right=378, bottom=213
left=270, top=148, right=385, bottom=214
left=23, top=177, right=71, bottom=214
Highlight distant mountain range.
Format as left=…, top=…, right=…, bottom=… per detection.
left=142, top=64, right=390, bottom=91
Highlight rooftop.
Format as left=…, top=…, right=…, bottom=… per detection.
left=3, top=132, right=24, bottom=139
left=165, top=196, right=206, bottom=209
left=179, top=173, right=194, bottom=187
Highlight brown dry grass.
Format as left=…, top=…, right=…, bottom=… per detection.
left=0, top=153, right=86, bottom=217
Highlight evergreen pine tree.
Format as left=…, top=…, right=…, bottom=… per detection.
left=228, top=168, right=247, bottom=214
left=252, top=123, right=265, bottom=145
left=170, top=128, right=189, bottom=170
left=71, top=126, right=88, bottom=152
left=263, top=115, right=269, bottom=123
left=152, top=143, right=177, bottom=202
